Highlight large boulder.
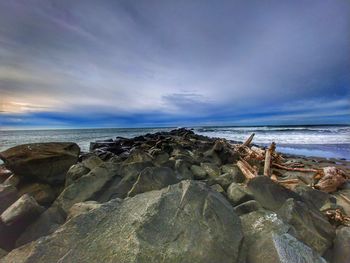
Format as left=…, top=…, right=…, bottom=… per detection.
left=15, top=206, right=66, bottom=247
left=277, top=198, right=335, bottom=255
left=18, top=183, right=56, bottom=206
left=0, top=143, right=80, bottom=184
left=1, top=194, right=44, bottom=225
left=247, top=176, right=304, bottom=211
left=1, top=180, right=243, bottom=263
left=127, top=167, right=178, bottom=197
left=55, top=162, right=118, bottom=213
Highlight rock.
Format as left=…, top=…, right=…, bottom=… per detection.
left=234, top=200, right=262, bottom=215
left=1, top=194, right=45, bottom=225
left=124, top=150, right=153, bottom=164
left=332, top=226, right=350, bottom=263
left=174, top=159, right=193, bottom=180
left=240, top=210, right=291, bottom=245
left=1, top=180, right=243, bottom=263
left=247, top=176, right=304, bottom=211
left=97, top=161, right=154, bottom=202
left=2, top=174, right=20, bottom=187
left=18, top=183, right=56, bottom=206
left=200, top=162, right=220, bottom=179
left=294, top=184, right=335, bottom=210
left=277, top=198, right=335, bottom=254
left=0, top=184, right=18, bottom=214
left=0, top=142, right=80, bottom=184
left=67, top=201, right=102, bottom=220
left=247, top=233, right=327, bottom=263
left=227, top=183, right=254, bottom=206
left=55, top=162, right=118, bottom=213
left=190, top=165, right=207, bottom=180
left=210, top=173, right=236, bottom=190
left=65, top=163, right=90, bottom=187
left=127, top=167, right=179, bottom=197
left=81, top=155, right=103, bottom=170
left=333, top=189, right=350, bottom=216
left=15, top=206, right=66, bottom=247
left=153, top=152, right=169, bottom=165
left=210, top=184, right=225, bottom=194
left=221, top=164, right=245, bottom=183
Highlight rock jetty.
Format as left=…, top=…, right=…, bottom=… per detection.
left=0, top=128, right=349, bottom=263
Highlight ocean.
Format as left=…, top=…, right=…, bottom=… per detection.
left=0, top=125, right=349, bottom=160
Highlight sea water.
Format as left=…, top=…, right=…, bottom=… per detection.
left=0, top=125, right=349, bottom=160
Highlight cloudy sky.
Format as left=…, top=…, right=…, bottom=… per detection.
left=0, top=0, right=349, bottom=129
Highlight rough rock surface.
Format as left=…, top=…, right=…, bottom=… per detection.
left=247, top=233, right=327, bottom=263
left=1, top=181, right=243, bottom=263
left=55, top=162, right=118, bottom=213
left=0, top=143, right=80, bottom=184
left=127, top=166, right=178, bottom=197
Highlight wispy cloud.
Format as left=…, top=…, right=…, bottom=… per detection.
left=0, top=0, right=349, bottom=127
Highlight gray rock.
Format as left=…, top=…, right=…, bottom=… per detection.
left=294, top=184, right=335, bottom=210
left=127, top=167, right=179, bottom=197
left=234, top=200, right=262, bottom=215
left=0, top=142, right=80, bottom=184
left=210, top=172, right=236, bottom=190
left=227, top=183, right=254, bottom=206
left=1, top=180, right=243, bottom=263
left=248, top=233, right=327, bottom=263
left=190, top=165, right=207, bottom=180
left=55, top=162, right=118, bottom=213
left=97, top=161, right=154, bottom=202
left=81, top=155, right=103, bottom=170
left=65, top=163, right=90, bottom=187
left=174, top=159, right=193, bottom=180
left=200, top=162, right=220, bottom=179
left=16, top=206, right=66, bottom=247
left=221, top=164, right=245, bottom=183
left=67, top=201, right=102, bottom=220
left=124, top=150, right=153, bottom=164
left=332, top=226, right=350, bottom=263
left=0, top=184, right=18, bottom=214
left=210, top=184, right=225, bottom=194
left=1, top=194, right=44, bottom=225
left=277, top=198, right=335, bottom=255
left=247, top=176, right=304, bottom=211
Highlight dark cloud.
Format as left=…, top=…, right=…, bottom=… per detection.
left=0, top=0, right=349, bottom=127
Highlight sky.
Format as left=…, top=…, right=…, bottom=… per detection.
left=0, top=0, right=349, bottom=129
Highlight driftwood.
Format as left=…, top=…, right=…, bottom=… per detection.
left=314, top=167, right=348, bottom=193
left=237, top=160, right=256, bottom=179
left=264, top=142, right=276, bottom=176
left=272, top=162, right=319, bottom=173
left=325, top=209, right=350, bottom=226
left=242, top=133, right=255, bottom=147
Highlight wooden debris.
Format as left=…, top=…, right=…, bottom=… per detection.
left=237, top=160, right=256, bottom=180
left=272, top=162, right=319, bottom=173
left=325, top=209, right=350, bottom=226
left=264, top=142, right=276, bottom=177
left=314, top=167, right=348, bottom=193
left=242, top=133, right=255, bottom=148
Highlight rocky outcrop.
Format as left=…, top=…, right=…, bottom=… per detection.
left=1, top=181, right=243, bottom=263
left=332, top=226, right=350, bottom=263
left=55, top=162, right=118, bottom=213
left=0, top=143, right=80, bottom=184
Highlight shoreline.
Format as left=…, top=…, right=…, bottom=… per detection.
left=0, top=128, right=349, bottom=261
